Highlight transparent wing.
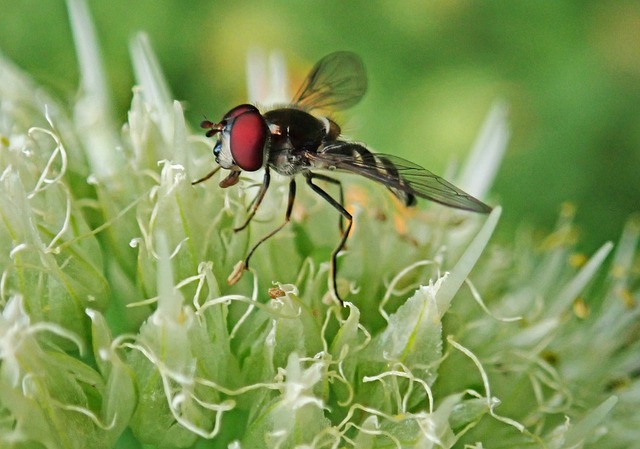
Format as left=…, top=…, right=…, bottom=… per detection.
left=306, top=143, right=492, bottom=213
left=292, top=51, right=367, bottom=112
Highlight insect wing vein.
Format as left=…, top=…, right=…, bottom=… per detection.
left=292, top=51, right=367, bottom=112
left=308, top=145, right=492, bottom=213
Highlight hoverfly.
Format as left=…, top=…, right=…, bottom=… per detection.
left=194, top=51, right=491, bottom=305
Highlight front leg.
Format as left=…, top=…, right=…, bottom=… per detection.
left=191, top=166, right=221, bottom=185
left=234, top=166, right=271, bottom=232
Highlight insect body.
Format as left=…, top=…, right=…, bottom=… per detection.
left=194, top=51, right=491, bottom=305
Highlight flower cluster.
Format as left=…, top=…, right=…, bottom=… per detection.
left=0, top=1, right=638, bottom=448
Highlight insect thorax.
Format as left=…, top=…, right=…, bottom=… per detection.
left=264, top=108, right=326, bottom=177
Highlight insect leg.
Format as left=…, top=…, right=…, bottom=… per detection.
left=304, top=172, right=345, bottom=234
left=191, top=166, right=221, bottom=185
left=235, top=167, right=271, bottom=232
left=244, top=178, right=296, bottom=269
left=305, top=172, right=352, bottom=306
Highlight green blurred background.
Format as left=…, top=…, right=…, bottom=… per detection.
left=1, top=0, right=639, bottom=251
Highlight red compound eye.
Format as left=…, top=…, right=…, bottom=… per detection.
left=223, top=104, right=258, bottom=121
left=229, top=109, right=267, bottom=171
